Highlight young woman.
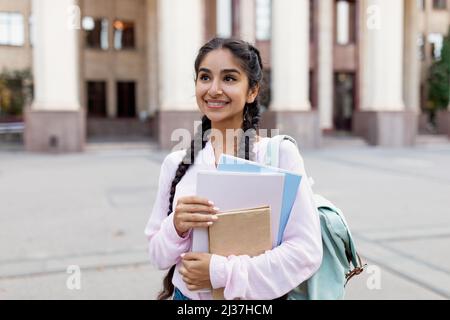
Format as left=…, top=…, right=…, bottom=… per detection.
left=145, top=38, right=322, bottom=300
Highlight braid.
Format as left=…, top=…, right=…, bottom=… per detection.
left=237, top=103, right=261, bottom=161
left=237, top=44, right=263, bottom=161
left=157, top=115, right=211, bottom=300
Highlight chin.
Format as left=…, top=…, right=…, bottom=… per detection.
left=204, top=113, right=226, bottom=123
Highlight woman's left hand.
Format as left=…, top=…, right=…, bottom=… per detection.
left=179, top=252, right=213, bottom=291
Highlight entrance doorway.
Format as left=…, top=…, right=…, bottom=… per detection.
left=333, top=72, right=355, bottom=131
left=117, top=81, right=136, bottom=118
left=87, top=81, right=107, bottom=117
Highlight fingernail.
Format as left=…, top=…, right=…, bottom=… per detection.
left=208, top=201, right=215, bottom=206
left=213, top=207, right=220, bottom=212
left=180, top=253, right=185, bottom=258
left=211, top=216, right=218, bottom=220
left=207, top=222, right=213, bottom=226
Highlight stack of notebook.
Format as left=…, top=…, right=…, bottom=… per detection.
left=193, top=154, right=302, bottom=299
left=217, top=154, right=302, bottom=246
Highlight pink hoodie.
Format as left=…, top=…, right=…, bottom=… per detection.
left=145, top=137, right=322, bottom=300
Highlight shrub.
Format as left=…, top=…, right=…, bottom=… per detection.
left=0, top=69, right=33, bottom=119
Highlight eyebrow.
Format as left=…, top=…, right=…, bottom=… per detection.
left=198, top=68, right=241, bottom=75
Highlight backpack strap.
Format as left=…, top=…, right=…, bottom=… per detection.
left=345, top=254, right=365, bottom=286
left=314, top=195, right=366, bottom=286
left=264, top=135, right=298, bottom=167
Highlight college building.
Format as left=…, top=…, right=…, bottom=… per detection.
left=0, top=0, right=449, bottom=152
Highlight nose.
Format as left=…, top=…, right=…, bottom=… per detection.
left=208, top=79, right=223, bottom=97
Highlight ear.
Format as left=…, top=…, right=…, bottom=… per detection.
left=246, top=84, right=260, bottom=104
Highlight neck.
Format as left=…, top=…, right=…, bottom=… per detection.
left=210, top=121, right=240, bottom=156
left=209, top=119, right=259, bottom=157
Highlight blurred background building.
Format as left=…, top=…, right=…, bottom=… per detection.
left=0, top=0, right=449, bottom=152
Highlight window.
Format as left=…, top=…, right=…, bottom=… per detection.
left=216, top=0, right=232, bottom=38
left=87, top=81, right=107, bottom=117
left=113, top=20, right=135, bottom=50
left=256, top=0, right=271, bottom=41
left=335, top=0, right=356, bottom=45
left=0, top=12, right=24, bottom=46
left=428, top=33, right=444, bottom=60
left=83, top=17, right=109, bottom=50
left=433, top=0, right=447, bottom=9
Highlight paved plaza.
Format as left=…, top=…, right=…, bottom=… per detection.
left=0, top=136, right=449, bottom=300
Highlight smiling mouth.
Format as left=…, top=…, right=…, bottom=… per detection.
left=206, top=101, right=230, bottom=109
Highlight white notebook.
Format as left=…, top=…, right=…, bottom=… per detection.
left=193, top=171, right=285, bottom=254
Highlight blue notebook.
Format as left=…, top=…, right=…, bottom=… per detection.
left=218, top=154, right=302, bottom=245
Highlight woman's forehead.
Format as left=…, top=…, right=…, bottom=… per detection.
left=199, top=49, right=244, bottom=72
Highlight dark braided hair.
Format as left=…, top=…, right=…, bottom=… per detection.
left=157, top=38, right=264, bottom=300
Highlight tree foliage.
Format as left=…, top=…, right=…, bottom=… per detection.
left=427, top=27, right=450, bottom=115
left=0, top=68, right=33, bottom=119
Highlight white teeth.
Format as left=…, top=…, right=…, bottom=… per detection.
left=208, top=102, right=228, bottom=106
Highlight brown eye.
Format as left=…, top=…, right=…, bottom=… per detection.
left=224, top=76, right=236, bottom=82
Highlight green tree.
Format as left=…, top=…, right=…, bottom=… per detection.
left=0, top=68, right=33, bottom=119
left=427, top=27, right=450, bottom=122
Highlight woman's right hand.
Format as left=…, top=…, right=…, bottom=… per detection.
left=173, top=196, right=219, bottom=238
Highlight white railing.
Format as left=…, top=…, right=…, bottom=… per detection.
left=0, top=122, right=25, bottom=134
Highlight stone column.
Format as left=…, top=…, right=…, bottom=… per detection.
left=318, top=0, right=334, bottom=131
left=25, top=0, right=85, bottom=153
left=264, top=0, right=320, bottom=148
left=157, top=0, right=204, bottom=149
left=239, top=0, right=256, bottom=44
left=355, top=0, right=416, bottom=146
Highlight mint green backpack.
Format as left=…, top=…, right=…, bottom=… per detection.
left=265, top=135, right=365, bottom=300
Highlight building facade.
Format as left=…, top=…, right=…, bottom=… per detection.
left=0, top=0, right=447, bottom=152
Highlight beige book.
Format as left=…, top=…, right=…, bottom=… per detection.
left=208, top=205, right=272, bottom=300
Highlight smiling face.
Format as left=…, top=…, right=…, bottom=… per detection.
left=195, top=48, right=259, bottom=130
